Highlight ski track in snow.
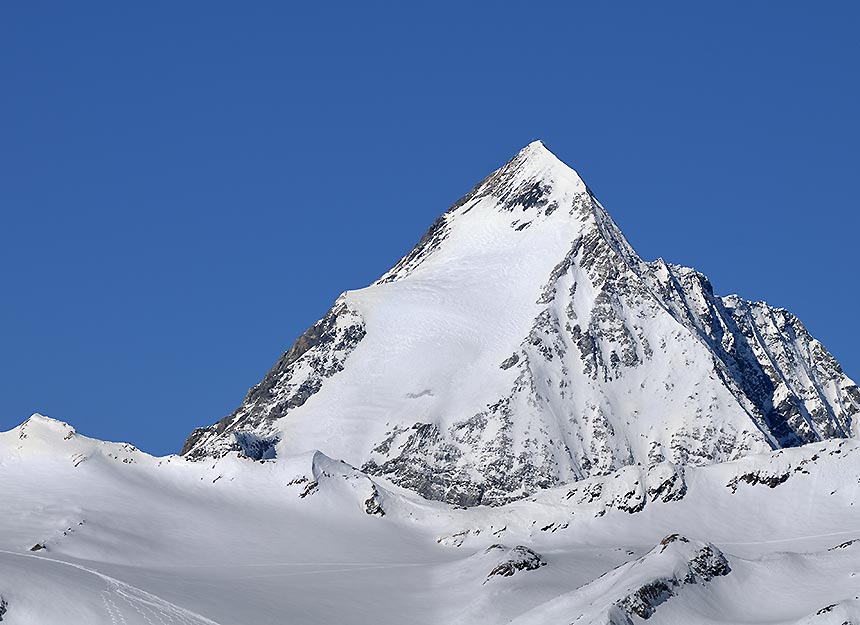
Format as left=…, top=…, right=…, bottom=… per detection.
left=0, top=549, right=222, bottom=625
left=0, top=547, right=438, bottom=622
left=150, top=560, right=427, bottom=568
left=718, top=527, right=860, bottom=547
left=205, top=562, right=432, bottom=581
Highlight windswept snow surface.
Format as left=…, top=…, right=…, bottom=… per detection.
left=2, top=414, right=860, bottom=624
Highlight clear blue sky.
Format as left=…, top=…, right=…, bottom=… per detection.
left=2, top=2, right=858, bottom=455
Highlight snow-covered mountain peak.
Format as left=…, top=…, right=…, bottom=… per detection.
left=15, top=413, right=77, bottom=441
left=519, top=138, right=549, bottom=154
left=182, top=143, right=860, bottom=507
left=2, top=412, right=146, bottom=465
left=372, top=141, right=605, bottom=287
left=471, top=139, right=588, bottom=214
left=502, top=139, right=561, bottom=170
left=498, top=139, right=585, bottom=191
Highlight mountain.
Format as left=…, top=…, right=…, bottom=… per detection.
left=4, top=143, right=860, bottom=624
left=181, top=141, right=860, bottom=506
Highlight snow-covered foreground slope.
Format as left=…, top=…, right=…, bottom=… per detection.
left=2, top=414, right=859, bottom=624
left=182, top=141, right=859, bottom=507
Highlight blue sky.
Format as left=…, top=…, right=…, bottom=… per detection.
left=2, top=2, right=858, bottom=455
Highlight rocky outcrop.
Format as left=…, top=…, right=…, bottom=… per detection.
left=564, top=463, right=687, bottom=517
left=725, top=439, right=857, bottom=493
left=484, top=545, right=547, bottom=583
left=364, top=484, right=386, bottom=517
left=508, top=535, right=731, bottom=625
left=613, top=536, right=730, bottom=622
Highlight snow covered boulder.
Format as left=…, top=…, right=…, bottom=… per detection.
left=483, top=545, right=547, bottom=584
left=645, top=462, right=687, bottom=503
left=280, top=450, right=390, bottom=517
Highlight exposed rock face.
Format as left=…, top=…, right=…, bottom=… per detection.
left=182, top=298, right=366, bottom=459
left=721, top=439, right=858, bottom=494
left=565, top=463, right=687, bottom=517
left=182, top=141, right=860, bottom=506
left=364, top=484, right=386, bottom=517
left=646, top=264, right=858, bottom=447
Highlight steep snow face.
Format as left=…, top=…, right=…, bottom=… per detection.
left=182, top=141, right=859, bottom=505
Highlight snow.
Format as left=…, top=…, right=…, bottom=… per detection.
left=2, top=414, right=860, bottom=623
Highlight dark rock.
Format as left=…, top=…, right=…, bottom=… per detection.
left=299, top=482, right=318, bottom=498
left=619, top=579, right=674, bottom=619
left=659, top=533, right=689, bottom=548
left=828, top=539, right=858, bottom=551
left=727, top=470, right=791, bottom=493
left=615, top=538, right=731, bottom=622
left=485, top=546, right=546, bottom=583
left=364, top=485, right=385, bottom=517
left=499, top=353, right=520, bottom=370
left=647, top=466, right=687, bottom=503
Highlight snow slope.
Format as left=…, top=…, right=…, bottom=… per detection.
left=2, top=414, right=860, bottom=624
left=183, top=141, right=859, bottom=506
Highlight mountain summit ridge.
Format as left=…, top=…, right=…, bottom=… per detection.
left=182, top=142, right=859, bottom=506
